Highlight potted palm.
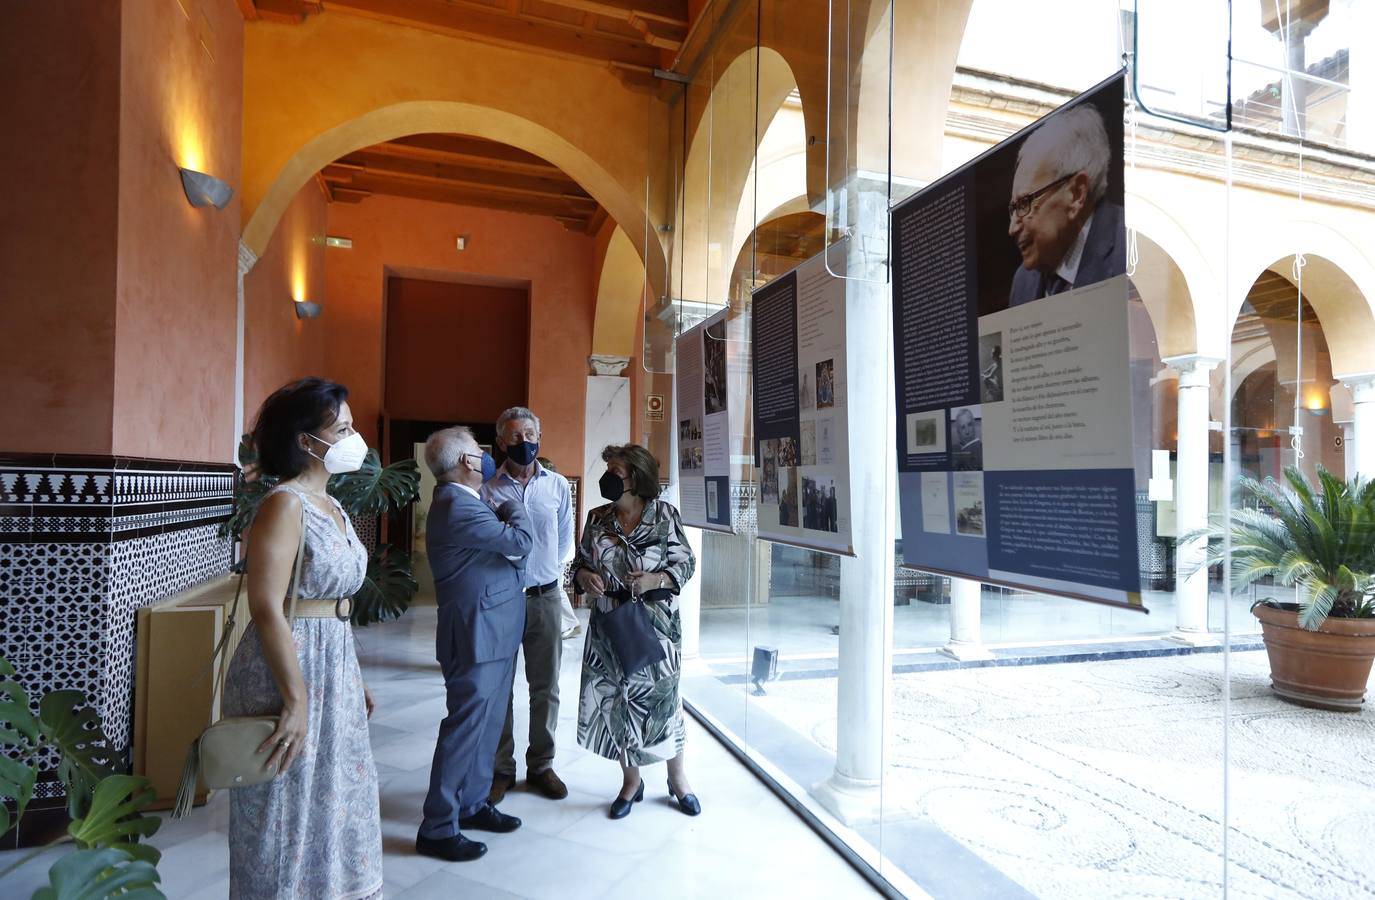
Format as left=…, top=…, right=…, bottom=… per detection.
left=1219, top=465, right=1375, bottom=710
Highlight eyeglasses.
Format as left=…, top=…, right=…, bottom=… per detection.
left=1007, top=173, right=1075, bottom=221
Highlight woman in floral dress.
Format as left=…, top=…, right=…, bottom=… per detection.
left=573, top=444, right=699, bottom=819
left=223, top=378, right=384, bottom=899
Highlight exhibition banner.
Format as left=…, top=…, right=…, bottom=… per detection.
left=751, top=249, right=854, bottom=556
left=890, top=70, right=1143, bottom=608
left=675, top=308, right=734, bottom=532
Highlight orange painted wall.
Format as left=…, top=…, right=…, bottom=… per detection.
left=324, top=195, right=595, bottom=474
left=112, top=0, right=243, bottom=463
left=242, top=181, right=329, bottom=431
left=385, top=278, right=529, bottom=425
left=0, top=4, right=122, bottom=453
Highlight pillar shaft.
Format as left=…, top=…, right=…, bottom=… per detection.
left=1166, top=355, right=1220, bottom=642
left=1343, top=375, right=1375, bottom=479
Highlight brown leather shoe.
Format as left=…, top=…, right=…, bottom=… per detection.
left=488, top=772, right=516, bottom=805
left=527, top=768, right=568, bottom=800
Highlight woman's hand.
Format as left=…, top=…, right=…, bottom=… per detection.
left=628, top=570, right=670, bottom=595
left=363, top=683, right=376, bottom=721
left=575, top=568, right=605, bottom=598
left=260, top=700, right=309, bottom=774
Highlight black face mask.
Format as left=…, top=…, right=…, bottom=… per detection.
left=599, top=469, right=626, bottom=502
left=506, top=441, right=539, bottom=466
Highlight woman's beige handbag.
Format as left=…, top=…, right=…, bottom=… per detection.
left=172, top=509, right=307, bottom=818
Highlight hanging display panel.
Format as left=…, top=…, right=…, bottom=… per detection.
left=891, top=70, right=1144, bottom=609
left=751, top=246, right=854, bottom=555
left=675, top=308, right=735, bottom=532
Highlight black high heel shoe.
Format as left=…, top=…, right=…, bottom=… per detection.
left=667, top=780, right=701, bottom=816
left=608, top=780, right=644, bottom=819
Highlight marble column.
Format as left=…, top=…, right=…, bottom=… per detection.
left=812, top=272, right=894, bottom=827
left=234, top=241, right=258, bottom=462
left=1164, top=355, right=1221, bottom=644
left=1341, top=374, right=1375, bottom=479
left=944, top=577, right=993, bottom=661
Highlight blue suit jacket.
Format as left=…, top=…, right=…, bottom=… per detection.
left=425, top=483, right=533, bottom=667
left=1010, top=201, right=1126, bottom=307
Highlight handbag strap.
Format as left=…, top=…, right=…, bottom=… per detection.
left=202, top=498, right=308, bottom=725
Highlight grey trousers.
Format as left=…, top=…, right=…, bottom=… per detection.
left=495, top=584, right=563, bottom=777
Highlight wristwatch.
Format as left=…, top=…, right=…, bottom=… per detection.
left=658, top=574, right=668, bottom=590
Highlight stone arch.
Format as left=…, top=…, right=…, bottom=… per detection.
left=241, top=101, right=664, bottom=287
left=678, top=46, right=802, bottom=305
left=592, top=226, right=647, bottom=359
left=1124, top=193, right=1216, bottom=359
left=1231, top=223, right=1375, bottom=379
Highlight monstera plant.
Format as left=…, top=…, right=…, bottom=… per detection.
left=220, top=433, right=421, bottom=626
left=0, top=657, right=165, bottom=898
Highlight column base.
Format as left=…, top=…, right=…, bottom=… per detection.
left=941, top=640, right=995, bottom=662
left=1165, top=629, right=1220, bottom=648
left=812, top=770, right=883, bottom=826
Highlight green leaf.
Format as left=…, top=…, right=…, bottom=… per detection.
left=68, top=775, right=161, bottom=862
left=218, top=471, right=278, bottom=541
left=37, top=692, right=117, bottom=819
left=32, top=846, right=164, bottom=900
left=0, top=754, right=35, bottom=837
left=329, top=451, right=420, bottom=518
left=351, top=544, right=419, bottom=627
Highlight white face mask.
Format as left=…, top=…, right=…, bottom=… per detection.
left=306, top=431, right=368, bottom=474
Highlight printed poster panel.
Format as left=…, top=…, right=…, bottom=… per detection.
left=675, top=309, right=734, bottom=532
left=890, top=70, right=1144, bottom=609
left=751, top=249, right=854, bottom=555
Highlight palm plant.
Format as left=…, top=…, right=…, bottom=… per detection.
left=220, top=435, right=421, bottom=626
left=1212, top=465, right=1375, bottom=630
left=1, top=657, right=165, bottom=898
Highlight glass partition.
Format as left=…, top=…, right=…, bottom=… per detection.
left=655, top=0, right=1375, bottom=896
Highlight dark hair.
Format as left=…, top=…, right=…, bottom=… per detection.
left=601, top=444, right=660, bottom=500
left=251, top=377, right=350, bottom=479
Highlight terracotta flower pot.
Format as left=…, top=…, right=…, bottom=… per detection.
left=1253, top=603, right=1375, bottom=711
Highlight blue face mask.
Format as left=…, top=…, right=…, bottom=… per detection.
left=506, top=440, right=539, bottom=466
left=480, top=451, right=497, bottom=482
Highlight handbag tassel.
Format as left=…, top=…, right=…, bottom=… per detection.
left=172, top=739, right=201, bottom=820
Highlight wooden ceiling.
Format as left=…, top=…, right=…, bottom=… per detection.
left=317, top=133, right=607, bottom=232
left=237, top=0, right=691, bottom=80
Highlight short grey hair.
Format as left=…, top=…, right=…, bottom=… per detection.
left=1015, top=104, right=1112, bottom=207
left=424, top=426, right=476, bottom=477
left=495, top=406, right=541, bottom=438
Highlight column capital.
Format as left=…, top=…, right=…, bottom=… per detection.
left=237, top=240, right=259, bottom=277
left=588, top=354, right=630, bottom=377
left=1338, top=372, right=1375, bottom=403
left=1162, top=354, right=1223, bottom=387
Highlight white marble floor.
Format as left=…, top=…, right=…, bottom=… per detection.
left=3, top=607, right=876, bottom=900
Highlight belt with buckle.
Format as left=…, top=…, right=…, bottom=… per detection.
left=525, top=581, right=558, bottom=596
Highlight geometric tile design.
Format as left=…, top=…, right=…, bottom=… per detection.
left=0, top=455, right=235, bottom=797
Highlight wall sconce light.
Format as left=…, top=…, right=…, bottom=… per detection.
left=455, top=236, right=468, bottom=251
left=179, top=167, right=234, bottom=209
left=294, top=300, right=322, bottom=320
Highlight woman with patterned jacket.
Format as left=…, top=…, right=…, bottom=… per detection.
left=572, top=444, right=700, bottom=819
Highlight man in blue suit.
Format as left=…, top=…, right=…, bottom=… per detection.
left=417, top=426, right=533, bottom=862
left=1007, top=103, right=1125, bottom=307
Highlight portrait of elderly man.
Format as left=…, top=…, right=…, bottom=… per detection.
left=1007, top=103, right=1125, bottom=306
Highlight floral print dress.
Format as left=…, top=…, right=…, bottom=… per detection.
left=575, top=499, right=696, bottom=766
left=222, top=484, right=383, bottom=900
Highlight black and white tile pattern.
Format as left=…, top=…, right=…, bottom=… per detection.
left=1, top=455, right=234, bottom=801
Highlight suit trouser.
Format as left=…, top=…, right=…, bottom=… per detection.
left=419, top=645, right=518, bottom=839
left=494, top=585, right=563, bottom=777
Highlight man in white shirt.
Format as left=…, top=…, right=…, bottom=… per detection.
left=481, top=407, right=575, bottom=803
left=1007, top=103, right=1125, bottom=306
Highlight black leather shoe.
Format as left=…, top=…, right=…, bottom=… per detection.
left=416, top=833, right=487, bottom=862
left=668, top=780, right=702, bottom=816
left=608, top=780, right=644, bottom=819
left=459, top=803, right=522, bottom=833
